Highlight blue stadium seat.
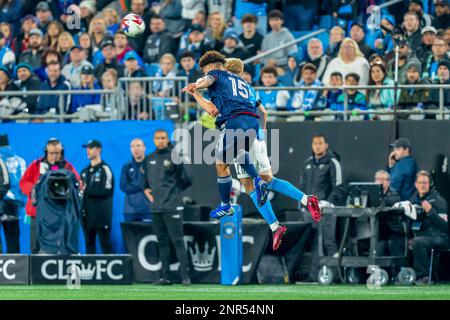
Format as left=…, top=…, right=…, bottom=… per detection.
left=318, top=15, right=334, bottom=29
left=145, top=63, right=160, bottom=77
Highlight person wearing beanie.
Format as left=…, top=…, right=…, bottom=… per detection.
left=14, top=63, right=41, bottom=115
left=428, top=59, right=450, bottom=110
left=375, top=14, right=396, bottom=55
left=416, top=26, right=438, bottom=61
left=0, top=66, right=25, bottom=118
left=398, top=62, right=429, bottom=116
left=219, top=29, right=249, bottom=61
left=0, top=134, right=26, bottom=253
left=18, top=28, right=44, bottom=69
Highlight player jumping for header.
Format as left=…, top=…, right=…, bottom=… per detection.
left=181, top=51, right=269, bottom=220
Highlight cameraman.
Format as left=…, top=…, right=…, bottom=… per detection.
left=0, top=134, right=26, bottom=253
left=408, top=170, right=449, bottom=285
left=388, top=138, right=418, bottom=201
left=20, top=138, right=80, bottom=254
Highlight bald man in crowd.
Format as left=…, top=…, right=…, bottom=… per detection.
left=120, top=138, right=152, bottom=222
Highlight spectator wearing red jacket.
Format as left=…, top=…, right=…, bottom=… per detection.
left=19, top=138, right=80, bottom=253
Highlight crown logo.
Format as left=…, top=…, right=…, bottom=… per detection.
left=79, top=263, right=96, bottom=280
left=189, top=242, right=216, bottom=272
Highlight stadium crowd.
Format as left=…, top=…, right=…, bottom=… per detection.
left=0, top=0, right=448, bottom=120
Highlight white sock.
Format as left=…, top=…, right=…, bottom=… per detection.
left=300, top=194, right=308, bottom=207
left=269, top=221, right=280, bottom=232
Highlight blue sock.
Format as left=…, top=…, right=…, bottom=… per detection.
left=217, top=175, right=232, bottom=205
left=236, top=151, right=258, bottom=179
left=268, top=177, right=305, bottom=201
left=250, top=190, right=277, bottom=225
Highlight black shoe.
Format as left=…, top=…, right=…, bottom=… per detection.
left=182, top=278, right=191, bottom=286
left=153, top=278, right=172, bottom=285
left=415, top=276, right=432, bottom=286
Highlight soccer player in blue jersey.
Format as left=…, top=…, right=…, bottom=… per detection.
left=181, top=51, right=269, bottom=220
left=189, top=58, right=322, bottom=250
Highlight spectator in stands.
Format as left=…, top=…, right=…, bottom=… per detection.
left=433, top=0, right=449, bottom=30
left=375, top=14, right=396, bottom=55
left=177, top=51, right=202, bottom=83
left=35, top=61, right=71, bottom=115
left=398, top=61, right=429, bottom=115
left=300, top=133, right=344, bottom=281
left=279, top=54, right=299, bottom=86
left=233, top=0, right=267, bottom=35
left=367, top=62, right=397, bottom=111
left=295, top=38, right=330, bottom=83
left=18, top=28, right=43, bottom=69
left=17, top=15, right=39, bottom=54
left=257, top=66, right=290, bottom=111
left=77, top=1, right=97, bottom=33
left=408, top=0, right=433, bottom=27
left=416, top=26, right=438, bottom=61
left=79, top=32, right=94, bottom=63
left=0, top=22, right=18, bottom=56
left=261, top=10, right=298, bottom=69
left=128, top=81, right=150, bottom=120
left=128, top=0, right=154, bottom=54
left=35, top=1, right=53, bottom=34
left=143, top=15, right=177, bottom=65
left=62, top=45, right=94, bottom=88
left=177, top=24, right=212, bottom=61
left=283, top=0, right=318, bottom=31
left=349, top=23, right=375, bottom=60
left=220, top=29, right=249, bottom=60
left=369, top=53, right=386, bottom=67
left=408, top=170, right=448, bottom=285
left=323, top=72, right=343, bottom=112
left=403, top=11, right=422, bottom=49
left=206, top=12, right=227, bottom=51
left=159, top=0, right=185, bottom=35
left=207, top=0, right=233, bottom=22
left=93, top=38, right=125, bottom=79
left=57, top=32, right=75, bottom=64
left=388, top=138, right=418, bottom=201
left=0, top=66, right=24, bottom=118
left=0, top=32, right=15, bottom=69
left=336, top=73, right=367, bottom=116
left=322, top=38, right=370, bottom=86
left=100, top=69, right=123, bottom=115
left=124, top=51, right=146, bottom=78
left=181, top=0, right=205, bottom=24
left=0, top=134, right=26, bottom=253
left=20, top=138, right=80, bottom=254
left=374, top=170, right=403, bottom=257
left=14, top=63, right=41, bottom=115
left=326, top=26, right=345, bottom=59
left=42, top=20, right=64, bottom=50
left=239, top=14, right=263, bottom=59
left=291, top=63, right=324, bottom=112
left=427, top=60, right=450, bottom=109
left=422, top=36, right=449, bottom=81
left=80, top=139, right=114, bottom=254
left=386, top=39, right=421, bottom=85
left=103, top=7, right=120, bottom=35
left=89, top=16, right=109, bottom=53
left=120, top=138, right=151, bottom=223
left=444, top=26, right=450, bottom=46
left=114, top=30, right=144, bottom=68
left=0, top=0, right=23, bottom=34
left=153, top=53, right=177, bottom=97
left=35, top=48, right=62, bottom=82
left=70, top=65, right=101, bottom=114
left=192, top=10, right=207, bottom=29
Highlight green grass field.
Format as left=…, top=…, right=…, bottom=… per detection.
left=1, top=284, right=450, bottom=300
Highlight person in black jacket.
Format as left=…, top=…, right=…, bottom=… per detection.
left=80, top=139, right=114, bottom=254
left=143, top=15, right=177, bottom=65
left=299, top=133, right=345, bottom=281
left=93, top=38, right=125, bottom=80
left=120, top=138, right=151, bottom=222
left=408, top=170, right=449, bottom=285
left=14, top=63, right=41, bottom=114
left=143, top=129, right=191, bottom=286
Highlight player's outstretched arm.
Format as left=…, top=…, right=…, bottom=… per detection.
left=191, top=91, right=219, bottom=116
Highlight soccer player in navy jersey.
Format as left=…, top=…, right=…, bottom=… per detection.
left=181, top=51, right=269, bottom=220
left=187, top=58, right=321, bottom=250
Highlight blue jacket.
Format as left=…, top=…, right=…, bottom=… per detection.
left=389, top=155, right=418, bottom=201
left=70, top=83, right=102, bottom=113
left=120, top=159, right=151, bottom=215
left=36, top=75, right=71, bottom=114
left=0, top=146, right=26, bottom=216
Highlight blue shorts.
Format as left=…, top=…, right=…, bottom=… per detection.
left=215, top=114, right=259, bottom=164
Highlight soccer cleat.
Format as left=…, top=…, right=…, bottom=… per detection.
left=307, top=195, right=322, bottom=223
left=210, top=203, right=235, bottom=220
left=272, top=225, right=287, bottom=251
left=254, top=177, right=269, bottom=207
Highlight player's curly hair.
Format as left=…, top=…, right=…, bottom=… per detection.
left=224, top=58, right=244, bottom=75
left=199, top=51, right=226, bottom=68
